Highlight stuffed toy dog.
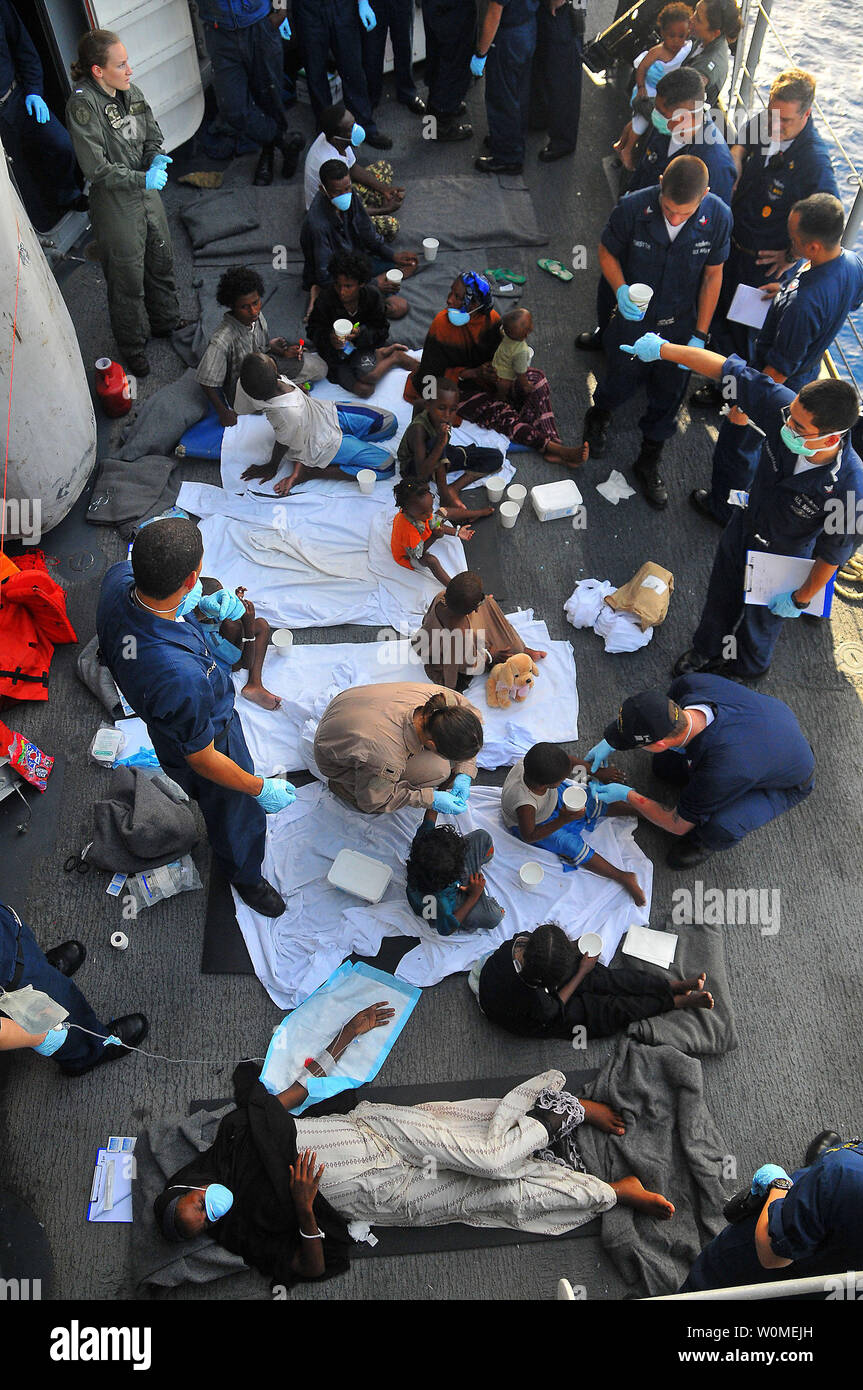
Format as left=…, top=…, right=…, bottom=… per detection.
left=486, top=652, right=539, bottom=708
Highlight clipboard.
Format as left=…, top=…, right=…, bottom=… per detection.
left=87, top=1148, right=134, bottom=1223
left=744, top=550, right=835, bottom=618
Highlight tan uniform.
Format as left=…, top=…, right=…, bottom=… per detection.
left=313, top=682, right=481, bottom=813
left=416, top=592, right=527, bottom=689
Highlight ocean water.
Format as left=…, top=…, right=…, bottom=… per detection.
left=738, top=0, right=863, bottom=381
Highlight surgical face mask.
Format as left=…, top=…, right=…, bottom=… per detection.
left=350, top=122, right=366, bottom=146
left=330, top=190, right=352, bottom=212
left=175, top=578, right=204, bottom=617
left=447, top=307, right=471, bottom=326
left=652, top=108, right=671, bottom=135
left=780, top=407, right=841, bottom=458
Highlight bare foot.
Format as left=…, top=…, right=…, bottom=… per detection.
left=671, top=972, right=707, bottom=996
left=581, top=1098, right=625, bottom=1135
left=241, top=684, right=282, bottom=711
left=545, top=440, right=590, bottom=467
left=622, top=871, right=647, bottom=908
left=612, top=1175, right=675, bottom=1219
left=447, top=506, right=494, bottom=522
left=273, top=475, right=296, bottom=497
left=674, top=989, right=714, bottom=1011
left=525, top=647, right=547, bottom=662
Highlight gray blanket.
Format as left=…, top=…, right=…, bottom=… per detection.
left=85, top=454, right=179, bottom=537
left=190, top=184, right=306, bottom=266
left=89, top=766, right=199, bottom=873
left=578, top=1039, right=730, bottom=1296
left=117, top=368, right=209, bottom=460
left=393, top=175, right=548, bottom=252
left=623, top=920, right=739, bottom=1056
left=179, top=192, right=261, bottom=250
left=76, top=634, right=123, bottom=718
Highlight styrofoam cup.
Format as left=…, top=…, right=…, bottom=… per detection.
left=386, top=267, right=403, bottom=285
left=563, top=783, right=588, bottom=812
left=628, top=282, right=653, bottom=317
left=333, top=317, right=353, bottom=339
left=422, top=237, right=439, bottom=262
left=356, top=468, right=376, bottom=494
left=486, top=476, right=506, bottom=503
left=506, top=483, right=527, bottom=510
left=578, top=931, right=603, bottom=958
left=271, top=628, right=293, bottom=654
left=499, top=501, right=520, bottom=529
left=519, top=861, right=545, bottom=891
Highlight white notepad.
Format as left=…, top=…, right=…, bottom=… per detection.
left=727, top=282, right=772, bottom=330
left=622, top=924, right=678, bottom=969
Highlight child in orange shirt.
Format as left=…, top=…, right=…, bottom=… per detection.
left=390, top=479, right=481, bottom=586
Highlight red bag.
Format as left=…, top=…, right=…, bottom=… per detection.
left=0, top=562, right=78, bottom=702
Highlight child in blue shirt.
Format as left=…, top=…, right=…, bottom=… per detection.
left=405, top=810, right=504, bottom=936
left=194, top=576, right=281, bottom=712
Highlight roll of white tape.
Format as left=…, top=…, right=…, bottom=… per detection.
left=110, top=931, right=129, bottom=951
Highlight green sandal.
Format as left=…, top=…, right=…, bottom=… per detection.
left=485, top=266, right=527, bottom=285
left=537, top=258, right=573, bottom=282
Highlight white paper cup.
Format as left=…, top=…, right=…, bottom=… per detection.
left=578, top=931, right=603, bottom=958
left=356, top=468, right=376, bottom=495
left=563, top=783, right=588, bottom=812
left=110, top=931, right=129, bottom=951
left=333, top=317, right=353, bottom=339
left=506, top=483, right=527, bottom=510
left=499, top=500, right=520, bottom=529
left=271, top=628, right=294, bottom=654
left=422, top=237, right=439, bottom=262
left=519, top=861, right=545, bottom=891
left=386, top=267, right=403, bottom=285
left=628, top=282, right=653, bottom=317
left=486, top=475, right=506, bottom=503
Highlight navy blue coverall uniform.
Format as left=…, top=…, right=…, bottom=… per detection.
left=593, top=186, right=732, bottom=442
left=96, top=562, right=266, bottom=888
left=485, top=0, right=540, bottom=166
left=0, top=903, right=108, bottom=1074
left=421, top=0, right=476, bottom=118
left=0, top=0, right=80, bottom=226
left=197, top=0, right=288, bottom=150
left=715, top=113, right=840, bottom=355
left=529, top=0, right=585, bottom=158
left=708, top=249, right=863, bottom=524
left=691, top=358, right=863, bottom=676
left=652, top=674, right=815, bottom=853
left=681, top=1141, right=863, bottom=1292
left=293, top=0, right=378, bottom=132
left=361, top=0, right=418, bottom=108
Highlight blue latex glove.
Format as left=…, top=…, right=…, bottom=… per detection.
left=751, top=1163, right=791, bottom=1196
left=358, top=0, right=377, bottom=31
left=279, top=17, right=291, bottom=40
left=32, top=1025, right=68, bottom=1056
left=768, top=590, right=804, bottom=619
left=470, top=53, right=487, bottom=77
left=198, top=588, right=246, bottom=623
left=615, top=284, right=644, bottom=321
left=645, top=60, right=665, bottom=86
left=150, top=153, right=172, bottom=171
left=678, top=334, right=705, bottom=370
left=255, top=777, right=297, bottom=812
left=25, top=93, right=50, bottom=124
left=145, top=166, right=168, bottom=191
left=451, top=773, right=472, bottom=802
left=432, top=788, right=468, bottom=815
left=591, top=782, right=633, bottom=806
left=585, top=738, right=615, bottom=773
left=620, top=332, right=667, bottom=362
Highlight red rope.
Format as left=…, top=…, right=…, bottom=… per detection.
left=1, top=215, right=22, bottom=565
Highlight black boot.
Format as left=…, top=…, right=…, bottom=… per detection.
left=235, top=877, right=286, bottom=918
left=99, top=1014, right=149, bottom=1065
left=582, top=405, right=611, bottom=457
left=276, top=131, right=305, bottom=178
left=632, top=438, right=668, bottom=509
left=253, top=144, right=275, bottom=186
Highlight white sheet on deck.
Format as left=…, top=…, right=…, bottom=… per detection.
left=231, top=782, right=652, bottom=1009
left=234, top=614, right=578, bottom=774
left=176, top=481, right=468, bottom=629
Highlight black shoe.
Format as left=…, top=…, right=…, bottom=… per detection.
left=436, top=121, right=473, bottom=142
left=482, top=134, right=491, bottom=148
left=690, top=382, right=722, bottom=410
left=474, top=156, right=523, bottom=174
left=401, top=96, right=426, bottom=115
left=45, top=940, right=85, bottom=977
left=575, top=327, right=603, bottom=351
left=689, top=487, right=725, bottom=525
left=277, top=130, right=305, bottom=178
left=125, top=353, right=150, bottom=377
left=803, top=1130, right=843, bottom=1167
left=538, top=142, right=575, bottom=163
left=723, top=1186, right=767, bottom=1224
left=582, top=405, right=611, bottom=457
left=429, top=101, right=466, bottom=118
left=364, top=129, right=393, bottom=150
left=633, top=440, right=668, bottom=509
left=235, top=876, right=286, bottom=918
left=666, top=831, right=714, bottom=869
left=100, top=1013, right=149, bottom=1064
left=672, top=647, right=720, bottom=678
left=253, top=144, right=275, bottom=186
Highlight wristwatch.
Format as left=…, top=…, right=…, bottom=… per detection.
left=791, top=592, right=808, bottom=609
left=692, top=330, right=708, bottom=344
left=767, top=1177, right=793, bottom=1191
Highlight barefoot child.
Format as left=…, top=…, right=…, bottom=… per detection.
left=490, top=310, right=589, bottom=468
left=614, top=3, right=693, bottom=170
left=390, top=478, right=486, bottom=586
left=405, top=810, right=505, bottom=935
left=501, top=741, right=647, bottom=905
left=195, top=578, right=281, bottom=712
left=397, top=377, right=504, bottom=511
left=474, top=921, right=712, bottom=1039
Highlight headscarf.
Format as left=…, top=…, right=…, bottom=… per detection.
left=459, top=270, right=493, bottom=313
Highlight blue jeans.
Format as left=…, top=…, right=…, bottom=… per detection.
left=362, top=0, right=417, bottom=106
left=334, top=404, right=397, bottom=474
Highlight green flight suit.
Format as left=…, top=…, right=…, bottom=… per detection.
left=65, top=78, right=179, bottom=356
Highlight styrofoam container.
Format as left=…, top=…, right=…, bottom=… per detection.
left=499, top=500, right=520, bottom=529
left=327, top=848, right=393, bottom=904
left=629, top=282, right=653, bottom=314
left=386, top=268, right=403, bottom=285
left=356, top=468, right=376, bottom=494
left=333, top=317, right=353, bottom=338
left=422, top=237, right=439, bottom=261
left=530, top=478, right=583, bottom=522
left=519, top=861, right=545, bottom=891
left=578, top=931, right=603, bottom=957
left=506, top=483, right=527, bottom=510
left=272, top=628, right=293, bottom=654
left=563, top=783, right=587, bottom=812
left=485, top=475, right=506, bottom=503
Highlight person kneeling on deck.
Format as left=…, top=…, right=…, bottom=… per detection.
left=238, top=351, right=398, bottom=497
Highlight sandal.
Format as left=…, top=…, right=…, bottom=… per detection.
left=537, top=257, right=573, bottom=282
left=485, top=266, right=527, bottom=285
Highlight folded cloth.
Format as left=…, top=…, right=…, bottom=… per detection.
left=86, top=455, right=178, bottom=532
left=76, top=636, right=124, bottom=718
left=606, top=561, right=674, bottom=631
left=179, top=191, right=261, bottom=250
left=593, top=605, right=653, bottom=654
left=564, top=578, right=616, bottom=629
left=595, top=469, right=636, bottom=505
left=89, top=766, right=199, bottom=873
left=624, top=920, right=739, bottom=1057
left=118, top=369, right=209, bottom=461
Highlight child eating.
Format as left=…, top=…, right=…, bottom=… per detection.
left=501, top=741, right=646, bottom=905
left=195, top=577, right=281, bottom=711
left=397, top=377, right=503, bottom=511
left=390, top=479, right=487, bottom=587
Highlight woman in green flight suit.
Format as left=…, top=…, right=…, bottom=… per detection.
left=65, top=29, right=181, bottom=377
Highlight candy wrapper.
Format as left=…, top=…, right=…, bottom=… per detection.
left=0, top=719, right=54, bottom=791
